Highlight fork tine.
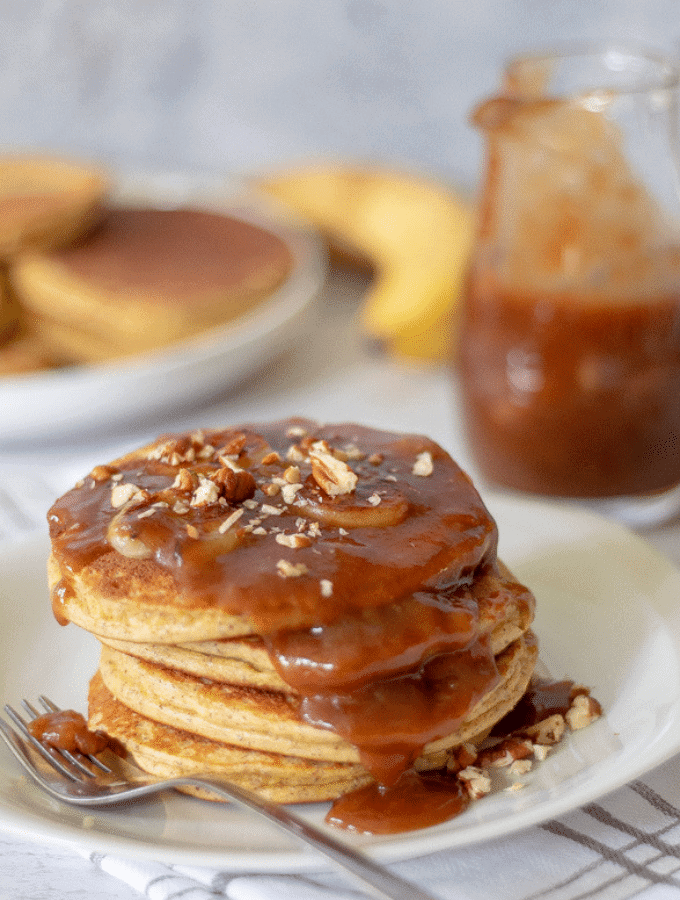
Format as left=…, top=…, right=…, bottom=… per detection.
left=36, top=696, right=111, bottom=774
left=37, top=697, right=59, bottom=712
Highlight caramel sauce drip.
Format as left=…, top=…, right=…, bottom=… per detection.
left=47, top=419, right=535, bottom=826
left=328, top=673, right=586, bottom=833
left=326, top=770, right=470, bottom=834
left=299, top=635, right=500, bottom=783
left=28, top=709, right=110, bottom=755
left=491, top=677, right=576, bottom=735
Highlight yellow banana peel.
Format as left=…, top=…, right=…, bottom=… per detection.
left=257, top=164, right=475, bottom=362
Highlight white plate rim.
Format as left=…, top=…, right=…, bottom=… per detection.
left=1, top=495, right=680, bottom=871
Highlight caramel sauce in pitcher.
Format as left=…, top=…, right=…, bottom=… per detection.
left=460, top=279, right=680, bottom=497
left=461, top=98, right=680, bottom=498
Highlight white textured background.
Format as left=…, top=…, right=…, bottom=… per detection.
left=0, top=0, right=678, bottom=189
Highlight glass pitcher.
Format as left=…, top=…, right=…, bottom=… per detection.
left=458, top=47, right=680, bottom=527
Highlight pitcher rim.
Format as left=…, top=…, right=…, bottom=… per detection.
left=504, top=43, right=680, bottom=97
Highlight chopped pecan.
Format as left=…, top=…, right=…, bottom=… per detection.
left=148, top=435, right=198, bottom=465
left=445, top=743, right=478, bottom=774
left=286, top=444, right=305, bottom=463
left=523, top=713, right=566, bottom=745
left=566, top=693, right=602, bottom=730
left=211, top=467, right=257, bottom=503
left=341, top=443, right=366, bottom=461
left=261, top=451, right=282, bottom=466
left=90, top=464, right=116, bottom=482
left=478, top=737, right=533, bottom=769
left=283, top=465, right=301, bottom=483
left=218, top=508, right=244, bottom=533
left=275, top=532, right=313, bottom=549
left=110, top=483, right=148, bottom=509
left=309, top=447, right=358, bottom=497
left=276, top=559, right=309, bottom=578
left=216, top=433, right=247, bottom=459
left=412, top=451, right=434, bottom=476
left=190, top=475, right=220, bottom=507
left=172, top=468, right=196, bottom=492
left=260, top=504, right=284, bottom=516
left=281, top=483, right=303, bottom=504
left=457, top=766, right=492, bottom=799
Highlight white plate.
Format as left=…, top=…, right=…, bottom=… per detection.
left=1, top=495, right=680, bottom=871
left=0, top=171, right=326, bottom=445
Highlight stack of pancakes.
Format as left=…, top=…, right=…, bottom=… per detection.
left=12, top=205, right=293, bottom=364
left=0, top=155, right=109, bottom=373
left=0, top=154, right=293, bottom=374
left=47, top=419, right=538, bottom=804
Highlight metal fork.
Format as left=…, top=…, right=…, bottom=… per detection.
left=0, top=696, right=440, bottom=900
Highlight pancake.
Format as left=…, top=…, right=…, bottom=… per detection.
left=0, top=155, right=108, bottom=257
left=46, top=418, right=541, bottom=825
left=0, top=268, right=18, bottom=341
left=11, top=206, right=293, bottom=362
left=20, top=311, right=133, bottom=363
left=97, top=632, right=537, bottom=766
left=88, top=672, right=372, bottom=804
left=0, top=331, right=59, bottom=375
left=99, top=634, right=290, bottom=691
left=0, top=271, right=60, bottom=375
left=47, top=550, right=255, bottom=642
left=98, top=562, right=533, bottom=690
left=48, top=421, right=511, bottom=639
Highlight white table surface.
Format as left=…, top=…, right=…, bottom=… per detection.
left=0, top=268, right=678, bottom=899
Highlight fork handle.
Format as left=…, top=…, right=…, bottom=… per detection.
left=168, top=776, right=440, bottom=900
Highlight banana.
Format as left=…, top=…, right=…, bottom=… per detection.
left=257, top=164, right=475, bottom=362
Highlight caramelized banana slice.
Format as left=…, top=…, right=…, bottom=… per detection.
left=107, top=507, right=153, bottom=559
left=294, top=490, right=408, bottom=528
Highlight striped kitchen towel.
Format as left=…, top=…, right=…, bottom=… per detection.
left=83, top=752, right=680, bottom=900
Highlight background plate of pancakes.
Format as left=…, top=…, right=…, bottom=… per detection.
left=0, top=168, right=326, bottom=444
left=2, top=494, right=680, bottom=871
